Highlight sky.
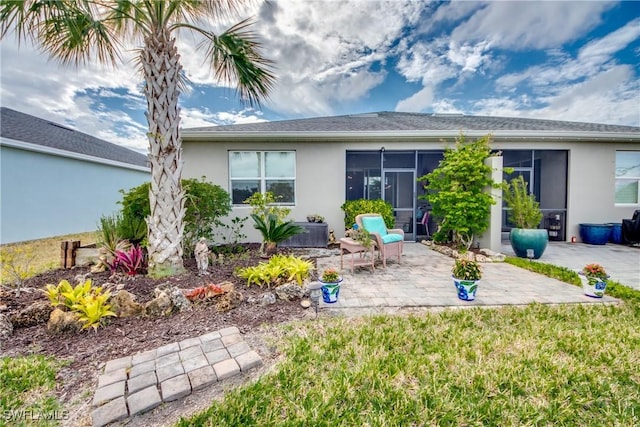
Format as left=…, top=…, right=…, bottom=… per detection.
left=1, top=0, right=639, bottom=154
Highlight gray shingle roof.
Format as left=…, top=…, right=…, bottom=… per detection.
left=0, top=107, right=149, bottom=167
left=185, top=111, right=640, bottom=134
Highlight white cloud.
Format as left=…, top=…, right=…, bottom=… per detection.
left=395, top=85, right=434, bottom=112
left=180, top=107, right=267, bottom=128
left=451, top=1, right=615, bottom=50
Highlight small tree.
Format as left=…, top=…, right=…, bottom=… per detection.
left=418, top=134, right=500, bottom=250
left=119, top=178, right=231, bottom=257
left=503, top=175, right=543, bottom=229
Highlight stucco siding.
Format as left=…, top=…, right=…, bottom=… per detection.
left=1, top=145, right=150, bottom=243
left=183, top=141, right=347, bottom=242
left=184, top=138, right=640, bottom=244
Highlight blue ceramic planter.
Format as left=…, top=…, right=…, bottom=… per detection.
left=607, top=223, right=622, bottom=244
left=509, top=228, right=548, bottom=259
left=579, top=223, right=612, bottom=245
left=452, top=277, right=478, bottom=301
left=320, top=279, right=343, bottom=303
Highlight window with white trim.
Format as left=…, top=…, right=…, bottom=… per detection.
left=615, top=151, right=640, bottom=205
left=229, top=151, right=296, bottom=205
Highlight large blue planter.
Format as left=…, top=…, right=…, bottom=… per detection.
left=509, top=228, right=549, bottom=259
left=607, top=223, right=622, bottom=244
left=579, top=224, right=612, bottom=245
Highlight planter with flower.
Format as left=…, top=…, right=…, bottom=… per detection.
left=452, top=258, right=482, bottom=301
left=579, top=263, right=609, bottom=298
left=318, top=268, right=343, bottom=303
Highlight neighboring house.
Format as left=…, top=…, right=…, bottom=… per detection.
left=0, top=107, right=150, bottom=244
left=181, top=111, right=640, bottom=251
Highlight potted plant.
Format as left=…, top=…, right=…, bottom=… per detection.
left=451, top=258, right=481, bottom=301
left=503, top=175, right=547, bottom=259
left=318, top=267, right=343, bottom=303
left=579, top=263, right=609, bottom=298
left=306, top=214, right=325, bottom=223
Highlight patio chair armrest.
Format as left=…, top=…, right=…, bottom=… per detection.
left=387, top=228, right=405, bottom=237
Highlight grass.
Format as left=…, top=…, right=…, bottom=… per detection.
left=0, top=231, right=97, bottom=286
left=0, top=355, right=68, bottom=426
left=179, top=304, right=640, bottom=426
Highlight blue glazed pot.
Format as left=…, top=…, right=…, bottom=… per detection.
left=320, top=279, right=343, bottom=303
left=452, top=277, right=478, bottom=301
left=509, top=228, right=549, bottom=259
left=607, top=223, right=622, bottom=244
left=579, top=224, right=612, bottom=245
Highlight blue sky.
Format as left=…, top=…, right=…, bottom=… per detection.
left=1, top=1, right=639, bottom=154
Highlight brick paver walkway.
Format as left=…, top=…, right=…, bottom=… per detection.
left=91, top=327, right=262, bottom=427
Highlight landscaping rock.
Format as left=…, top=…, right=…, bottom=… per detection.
left=145, top=292, right=173, bottom=317
left=10, top=300, right=53, bottom=328
left=47, top=308, right=82, bottom=334
left=274, top=283, right=305, bottom=301
left=248, top=292, right=276, bottom=306
left=110, top=290, right=144, bottom=318
left=166, top=286, right=192, bottom=312
left=0, top=313, right=13, bottom=340
left=215, top=290, right=243, bottom=312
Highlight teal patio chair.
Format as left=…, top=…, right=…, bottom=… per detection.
left=355, top=214, right=404, bottom=268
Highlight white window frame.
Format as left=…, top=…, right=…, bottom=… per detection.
left=615, top=151, right=640, bottom=206
left=229, top=150, right=296, bottom=206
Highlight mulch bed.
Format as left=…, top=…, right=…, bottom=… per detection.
left=0, top=244, right=315, bottom=404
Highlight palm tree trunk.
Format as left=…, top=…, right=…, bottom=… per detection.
left=142, top=29, right=185, bottom=277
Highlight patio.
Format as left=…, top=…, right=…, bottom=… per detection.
left=315, top=242, right=624, bottom=311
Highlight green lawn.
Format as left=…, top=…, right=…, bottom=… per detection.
left=179, top=303, right=640, bottom=426
left=0, top=355, right=68, bottom=427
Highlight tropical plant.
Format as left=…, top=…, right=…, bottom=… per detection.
left=43, top=279, right=115, bottom=330
left=113, top=245, right=146, bottom=275
left=1, top=1, right=275, bottom=277
left=503, top=175, right=543, bottom=229
left=320, top=268, right=341, bottom=283
left=452, top=258, right=482, bottom=281
left=341, top=199, right=394, bottom=230
left=348, top=228, right=373, bottom=249
left=250, top=214, right=304, bottom=256
left=236, top=255, right=314, bottom=288
left=418, top=134, right=500, bottom=250
left=306, top=214, right=325, bottom=223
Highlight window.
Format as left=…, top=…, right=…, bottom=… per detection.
left=615, top=151, right=640, bottom=205
left=229, top=151, right=296, bottom=205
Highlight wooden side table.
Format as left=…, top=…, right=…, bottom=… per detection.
left=339, top=237, right=375, bottom=273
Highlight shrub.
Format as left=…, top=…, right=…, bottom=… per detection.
left=236, top=255, right=314, bottom=288
left=418, top=134, right=500, bottom=250
left=119, top=177, right=232, bottom=257
left=245, top=192, right=291, bottom=223
left=341, top=199, right=394, bottom=230
left=0, top=246, right=36, bottom=294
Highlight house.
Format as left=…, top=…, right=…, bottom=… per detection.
left=181, top=111, right=640, bottom=251
left=0, top=107, right=150, bottom=244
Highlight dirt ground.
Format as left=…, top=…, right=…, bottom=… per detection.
left=0, top=245, right=320, bottom=425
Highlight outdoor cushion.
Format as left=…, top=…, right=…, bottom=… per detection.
left=381, top=234, right=403, bottom=244
left=361, top=216, right=388, bottom=236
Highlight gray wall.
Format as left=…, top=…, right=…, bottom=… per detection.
left=1, top=145, right=150, bottom=243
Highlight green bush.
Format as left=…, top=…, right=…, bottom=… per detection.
left=119, top=177, right=232, bottom=257
left=341, top=199, right=394, bottom=229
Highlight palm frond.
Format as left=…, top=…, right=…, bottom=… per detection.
left=201, top=17, right=275, bottom=108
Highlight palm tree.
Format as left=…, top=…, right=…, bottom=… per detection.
left=0, top=0, right=275, bottom=277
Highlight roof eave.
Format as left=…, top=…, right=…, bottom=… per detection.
left=181, top=130, right=640, bottom=142
left=0, top=137, right=151, bottom=172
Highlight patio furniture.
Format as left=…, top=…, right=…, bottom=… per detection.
left=355, top=214, right=404, bottom=268
left=339, top=237, right=376, bottom=273
left=622, top=210, right=640, bottom=244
